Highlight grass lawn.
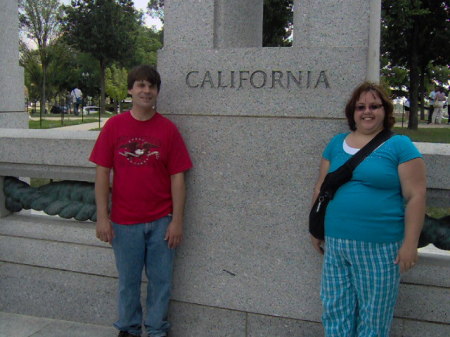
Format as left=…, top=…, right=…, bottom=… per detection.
left=394, top=127, right=450, bottom=143
left=29, top=117, right=99, bottom=129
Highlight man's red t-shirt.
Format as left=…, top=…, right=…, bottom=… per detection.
left=89, top=111, right=192, bottom=224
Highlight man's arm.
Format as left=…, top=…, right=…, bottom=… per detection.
left=165, top=172, right=186, bottom=249
left=95, top=165, right=114, bottom=244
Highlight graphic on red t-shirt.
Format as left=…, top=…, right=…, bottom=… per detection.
left=119, top=137, right=160, bottom=165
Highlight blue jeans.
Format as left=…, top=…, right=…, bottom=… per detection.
left=112, top=216, right=175, bottom=337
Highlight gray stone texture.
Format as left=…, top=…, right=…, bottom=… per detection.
left=0, top=129, right=97, bottom=181
left=0, top=312, right=117, bottom=337
left=169, top=301, right=246, bottom=337
left=293, top=0, right=369, bottom=48
left=0, top=0, right=26, bottom=127
left=164, top=0, right=216, bottom=49
left=167, top=116, right=344, bottom=321
left=214, top=0, right=263, bottom=48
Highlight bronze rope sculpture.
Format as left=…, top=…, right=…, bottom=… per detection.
left=3, top=176, right=97, bottom=222
left=2, top=176, right=449, bottom=250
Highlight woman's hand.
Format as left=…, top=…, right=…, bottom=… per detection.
left=395, top=242, right=418, bottom=273
left=310, top=235, right=325, bottom=255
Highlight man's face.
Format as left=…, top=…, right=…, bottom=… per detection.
left=128, top=80, right=159, bottom=110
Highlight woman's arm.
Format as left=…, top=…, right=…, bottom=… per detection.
left=310, top=158, right=330, bottom=254
left=396, top=157, right=426, bottom=272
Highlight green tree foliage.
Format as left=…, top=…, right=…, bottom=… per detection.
left=61, top=0, right=141, bottom=114
left=381, top=0, right=450, bottom=129
left=20, top=41, right=42, bottom=104
left=263, top=0, right=293, bottom=47
left=105, top=65, right=128, bottom=113
left=148, top=0, right=164, bottom=23
left=19, top=0, right=62, bottom=116
left=125, top=26, right=163, bottom=68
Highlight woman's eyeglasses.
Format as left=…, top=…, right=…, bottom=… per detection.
left=355, top=104, right=383, bottom=112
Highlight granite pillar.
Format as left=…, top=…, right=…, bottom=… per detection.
left=0, top=0, right=26, bottom=128
left=157, top=0, right=372, bottom=325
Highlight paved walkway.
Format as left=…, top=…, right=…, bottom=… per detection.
left=29, top=115, right=108, bottom=131
left=0, top=311, right=117, bottom=337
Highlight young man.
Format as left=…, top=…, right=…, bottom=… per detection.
left=90, top=65, right=192, bottom=337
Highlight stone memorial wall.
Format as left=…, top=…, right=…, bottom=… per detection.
left=0, top=1, right=449, bottom=336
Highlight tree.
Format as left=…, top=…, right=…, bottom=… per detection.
left=124, top=25, right=163, bottom=68
left=20, top=41, right=42, bottom=109
left=61, top=0, right=141, bottom=114
left=19, top=0, right=62, bottom=117
left=263, top=0, right=293, bottom=47
left=105, top=64, right=128, bottom=113
left=381, top=0, right=450, bottom=129
left=147, top=0, right=164, bottom=23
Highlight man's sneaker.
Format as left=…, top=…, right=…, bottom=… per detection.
left=118, top=331, right=140, bottom=337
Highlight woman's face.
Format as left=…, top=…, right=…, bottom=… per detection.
left=353, top=90, right=385, bottom=134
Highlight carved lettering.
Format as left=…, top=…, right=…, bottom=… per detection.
left=186, top=71, right=199, bottom=88
left=201, top=71, right=214, bottom=88
left=315, top=70, right=330, bottom=88
left=238, top=71, right=250, bottom=89
left=250, top=70, right=267, bottom=89
left=184, top=70, right=331, bottom=90
left=271, top=71, right=285, bottom=89
left=217, top=71, right=227, bottom=88
left=287, top=71, right=302, bottom=88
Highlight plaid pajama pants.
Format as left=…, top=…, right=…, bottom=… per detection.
left=321, top=237, right=401, bottom=337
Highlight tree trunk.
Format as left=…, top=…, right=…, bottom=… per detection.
left=99, top=58, right=106, bottom=115
left=40, top=62, right=47, bottom=127
left=408, top=17, right=420, bottom=130
left=419, top=68, right=425, bottom=120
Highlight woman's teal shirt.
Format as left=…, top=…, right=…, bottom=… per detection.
left=323, top=133, right=422, bottom=243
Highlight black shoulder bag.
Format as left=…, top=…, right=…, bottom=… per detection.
left=309, top=129, right=393, bottom=240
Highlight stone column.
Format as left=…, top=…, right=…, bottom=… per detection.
left=1, top=0, right=25, bottom=218
left=0, top=0, right=26, bottom=128
left=367, top=0, right=382, bottom=82
left=0, top=177, right=10, bottom=217
left=214, top=0, right=263, bottom=48
left=157, top=0, right=375, bottom=332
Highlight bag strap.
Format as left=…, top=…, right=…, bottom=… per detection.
left=345, top=129, right=394, bottom=171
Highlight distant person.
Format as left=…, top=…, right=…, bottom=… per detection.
left=70, top=87, right=83, bottom=115
left=447, top=94, right=450, bottom=124
left=90, top=65, right=193, bottom=337
left=427, top=88, right=436, bottom=124
left=433, top=87, right=446, bottom=124
left=403, top=98, right=410, bottom=120
left=66, top=91, right=72, bottom=114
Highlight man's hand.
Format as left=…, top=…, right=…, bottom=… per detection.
left=96, top=217, right=114, bottom=244
left=165, top=220, right=183, bottom=249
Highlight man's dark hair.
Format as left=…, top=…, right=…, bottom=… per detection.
left=127, top=65, right=161, bottom=92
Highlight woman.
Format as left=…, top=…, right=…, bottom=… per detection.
left=311, top=82, right=426, bottom=337
left=432, top=87, right=447, bottom=124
